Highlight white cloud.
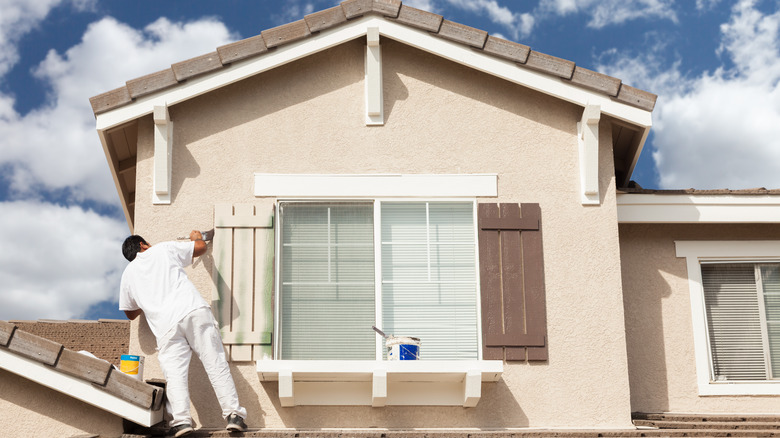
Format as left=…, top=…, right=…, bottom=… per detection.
left=597, top=0, right=780, bottom=189
left=0, top=16, right=238, bottom=203
left=538, top=0, right=677, bottom=28
left=444, top=0, right=534, bottom=39
left=0, top=200, right=128, bottom=320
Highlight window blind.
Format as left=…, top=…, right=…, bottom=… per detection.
left=702, top=263, right=767, bottom=380
left=760, top=265, right=780, bottom=379
left=380, top=202, right=478, bottom=359
left=279, top=202, right=375, bottom=360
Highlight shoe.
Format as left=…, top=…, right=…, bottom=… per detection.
left=226, top=413, right=247, bottom=432
left=170, top=423, right=194, bottom=437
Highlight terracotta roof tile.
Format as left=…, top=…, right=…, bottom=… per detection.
left=483, top=35, right=530, bottom=63
left=10, top=319, right=129, bottom=366
left=342, top=0, right=401, bottom=19
left=391, top=4, right=442, bottom=32
left=90, top=0, right=658, bottom=116
left=524, top=50, right=575, bottom=79
left=172, top=51, right=223, bottom=81
left=125, top=68, right=177, bottom=99
left=305, top=6, right=349, bottom=33
left=261, top=19, right=312, bottom=49
left=217, top=34, right=268, bottom=65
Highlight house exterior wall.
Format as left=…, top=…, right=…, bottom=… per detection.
left=0, top=369, right=124, bottom=438
left=128, top=38, right=633, bottom=429
left=620, top=222, right=780, bottom=414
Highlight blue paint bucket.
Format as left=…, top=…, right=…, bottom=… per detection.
left=386, top=336, right=421, bottom=360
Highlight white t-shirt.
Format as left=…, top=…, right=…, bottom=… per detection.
left=119, top=241, right=209, bottom=340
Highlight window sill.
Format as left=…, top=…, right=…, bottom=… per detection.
left=256, top=360, right=503, bottom=407
left=700, top=380, right=780, bottom=396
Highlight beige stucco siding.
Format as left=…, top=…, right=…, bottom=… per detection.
left=620, top=223, right=780, bottom=414
left=0, top=369, right=124, bottom=437
left=129, top=38, right=632, bottom=429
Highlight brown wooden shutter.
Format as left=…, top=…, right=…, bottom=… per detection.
left=478, top=203, right=548, bottom=361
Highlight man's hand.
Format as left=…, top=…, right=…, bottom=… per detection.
left=190, top=229, right=207, bottom=258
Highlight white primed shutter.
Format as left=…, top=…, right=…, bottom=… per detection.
left=380, top=202, right=478, bottom=359
left=702, top=263, right=767, bottom=380
left=213, top=203, right=274, bottom=361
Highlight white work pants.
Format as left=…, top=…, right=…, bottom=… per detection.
left=157, top=307, right=247, bottom=427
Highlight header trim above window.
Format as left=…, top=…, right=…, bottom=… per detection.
left=254, top=174, right=498, bottom=198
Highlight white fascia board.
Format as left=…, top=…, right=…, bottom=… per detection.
left=617, top=193, right=780, bottom=223
left=0, top=348, right=162, bottom=426
left=95, top=16, right=652, bottom=133
left=254, top=173, right=497, bottom=197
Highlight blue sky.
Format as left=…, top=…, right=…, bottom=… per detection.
left=1, top=0, right=779, bottom=321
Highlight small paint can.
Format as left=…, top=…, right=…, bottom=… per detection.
left=120, top=354, right=144, bottom=380
left=386, top=336, right=421, bottom=360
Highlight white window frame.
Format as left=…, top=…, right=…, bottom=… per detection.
left=273, top=198, right=483, bottom=361
left=676, top=240, right=780, bottom=395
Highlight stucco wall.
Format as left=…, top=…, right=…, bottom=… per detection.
left=620, top=223, right=780, bottom=414
left=0, top=369, right=124, bottom=437
left=128, top=37, right=632, bottom=429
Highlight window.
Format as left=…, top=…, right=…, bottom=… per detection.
left=277, top=200, right=479, bottom=360
left=702, top=263, right=780, bottom=381
left=676, top=241, right=780, bottom=395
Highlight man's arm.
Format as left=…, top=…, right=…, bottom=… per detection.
left=124, top=309, right=142, bottom=320
left=189, top=230, right=207, bottom=258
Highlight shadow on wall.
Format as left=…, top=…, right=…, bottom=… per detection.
left=0, top=369, right=123, bottom=437
left=257, top=378, right=527, bottom=428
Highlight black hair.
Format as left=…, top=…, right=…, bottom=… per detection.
left=122, top=235, right=149, bottom=262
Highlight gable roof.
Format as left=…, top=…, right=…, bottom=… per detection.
left=89, top=0, right=656, bottom=117
left=90, top=0, right=657, bottom=231
left=0, top=320, right=163, bottom=427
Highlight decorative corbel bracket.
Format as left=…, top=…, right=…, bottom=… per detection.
left=153, top=105, right=172, bottom=204
left=578, top=104, right=601, bottom=205
left=365, top=27, right=383, bottom=125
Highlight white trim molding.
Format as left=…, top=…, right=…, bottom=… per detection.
left=365, top=27, right=383, bottom=125
left=254, top=173, right=498, bottom=198
left=618, top=194, right=780, bottom=223
left=256, top=359, right=502, bottom=407
left=0, top=348, right=163, bottom=426
left=152, top=104, right=172, bottom=204
left=578, top=104, right=600, bottom=205
left=676, top=240, right=780, bottom=396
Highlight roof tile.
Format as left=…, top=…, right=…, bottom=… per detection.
left=102, top=368, right=157, bottom=408
left=172, top=51, right=223, bottom=81
left=305, top=6, right=348, bottom=33
left=0, top=320, right=15, bottom=346
left=341, top=0, right=401, bottom=19
left=7, top=329, right=63, bottom=366
left=615, top=83, right=657, bottom=112
left=261, top=19, right=312, bottom=49
left=126, top=68, right=178, bottom=99
left=217, top=34, right=268, bottom=65
left=89, top=86, right=132, bottom=115
left=483, top=35, right=530, bottom=63
left=57, top=348, right=113, bottom=386
left=391, top=4, right=442, bottom=32
left=437, top=19, right=488, bottom=49
left=568, top=66, right=621, bottom=96
left=524, top=51, right=575, bottom=79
